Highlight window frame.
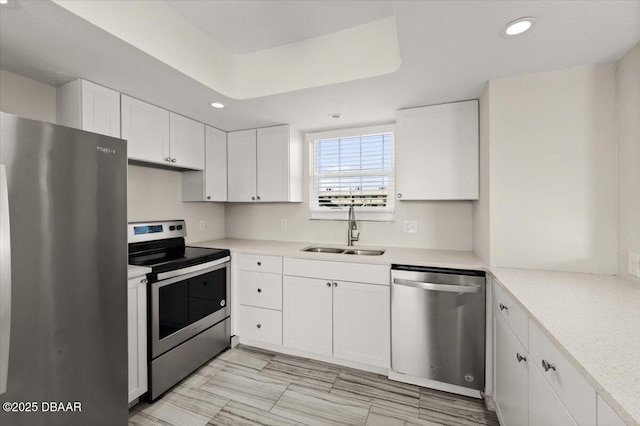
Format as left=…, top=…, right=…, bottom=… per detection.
left=306, top=124, right=396, bottom=222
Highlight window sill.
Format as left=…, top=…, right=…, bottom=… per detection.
left=309, top=209, right=394, bottom=222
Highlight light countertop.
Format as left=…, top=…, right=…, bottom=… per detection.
left=127, top=264, right=151, bottom=280
left=193, top=238, right=640, bottom=425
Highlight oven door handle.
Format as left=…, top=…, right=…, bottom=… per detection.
left=156, top=256, right=230, bottom=281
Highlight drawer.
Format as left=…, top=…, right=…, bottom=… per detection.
left=283, top=258, right=390, bottom=286
left=239, top=271, right=282, bottom=310
left=237, top=253, right=282, bottom=274
left=493, top=281, right=529, bottom=349
left=529, top=320, right=596, bottom=425
left=239, top=305, right=282, bottom=345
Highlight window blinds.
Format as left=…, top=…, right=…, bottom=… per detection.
left=310, top=132, right=394, bottom=213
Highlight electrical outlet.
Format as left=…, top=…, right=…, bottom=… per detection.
left=404, top=220, right=418, bottom=233
left=281, top=219, right=288, bottom=230
left=199, top=220, right=205, bottom=230
left=628, top=252, right=640, bottom=278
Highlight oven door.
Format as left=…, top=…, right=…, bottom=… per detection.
left=150, top=258, right=230, bottom=358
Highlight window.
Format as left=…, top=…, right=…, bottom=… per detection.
left=308, top=125, right=395, bottom=221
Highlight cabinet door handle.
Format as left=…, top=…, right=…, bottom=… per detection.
left=165, top=157, right=171, bottom=162
left=140, top=278, right=148, bottom=285
left=541, top=359, right=556, bottom=372
left=326, top=282, right=331, bottom=287
left=333, top=282, right=338, bottom=287
left=257, top=261, right=262, bottom=266
left=499, top=303, right=508, bottom=311
left=207, top=196, right=211, bottom=200
left=397, top=193, right=403, bottom=199
left=171, top=158, right=177, bottom=163
left=257, top=288, right=262, bottom=293
left=516, top=353, right=526, bottom=363
left=256, top=324, right=261, bottom=329
left=251, top=196, right=256, bottom=201
left=256, top=196, right=261, bottom=201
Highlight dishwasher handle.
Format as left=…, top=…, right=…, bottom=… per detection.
left=393, top=278, right=481, bottom=294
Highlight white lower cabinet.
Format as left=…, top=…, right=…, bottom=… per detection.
left=494, top=312, right=528, bottom=426
left=529, top=359, right=576, bottom=425
left=282, top=259, right=390, bottom=369
left=127, top=276, right=147, bottom=403
left=332, top=280, right=390, bottom=367
left=282, top=276, right=333, bottom=356
left=597, top=395, right=625, bottom=426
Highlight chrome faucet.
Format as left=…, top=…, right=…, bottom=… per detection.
left=347, top=205, right=360, bottom=246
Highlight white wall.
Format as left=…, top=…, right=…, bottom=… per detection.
left=472, top=83, right=491, bottom=263
left=225, top=139, right=473, bottom=250
left=0, top=69, right=56, bottom=123
left=616, top=44, right=640, bottom=282
left=128, top=165, right=225, bottom=244
left=480, top=63, right=618, bottom=274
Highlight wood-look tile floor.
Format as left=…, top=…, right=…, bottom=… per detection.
left=129, top=345, right=499, bottom=426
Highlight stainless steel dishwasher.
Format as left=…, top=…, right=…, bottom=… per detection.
left=390, top=265, right=486, bottom=398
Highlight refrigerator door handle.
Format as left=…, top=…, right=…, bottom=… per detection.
left=0, top=164, right=11, bottom=395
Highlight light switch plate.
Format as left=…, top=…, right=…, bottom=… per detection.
left=628, top=252, right=640, bottom=278
left=404, top=220, right=418, bottom=233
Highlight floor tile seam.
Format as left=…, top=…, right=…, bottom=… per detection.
left=268, top=382, right=292, bottom=413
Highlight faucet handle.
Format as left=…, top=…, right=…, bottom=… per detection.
left=351, top=230, right=360, bottom=241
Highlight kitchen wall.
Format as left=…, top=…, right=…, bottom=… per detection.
left=473, top=63, right=618, bottom=274
left=616, top=44, right=640, bottom=283
left=225, top=140, right=473, bottom=250
left=0, top=69, right=56, bottom=123
left=128, top=165, right=225, bottom=244
left=472, top=83, right=491, bottom=262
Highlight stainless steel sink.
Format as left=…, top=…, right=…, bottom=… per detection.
left=342, top=249, right=386, bottom=256
left=301, top=246, right=385, bottom=256
left=302, top=247, right=346, bottom=254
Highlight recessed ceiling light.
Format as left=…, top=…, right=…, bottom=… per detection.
left=210, top=102, right=225, bottom=109
left=0, top=0, right=9, bottom=5
left=328, top=113, right=342, bottom=119
left=504, top=17, right=536, bottom=36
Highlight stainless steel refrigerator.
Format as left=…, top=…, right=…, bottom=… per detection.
left=0, top=112, right=128, bottom=425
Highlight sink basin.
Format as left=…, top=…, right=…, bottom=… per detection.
left=342, top=249, right=386, bottom=256
left=301, top=246, right=386, bottom=256
left=302, top=247, right=345, bottom=254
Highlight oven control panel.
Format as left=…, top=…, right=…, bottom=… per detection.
left=128, top=220, right=186, bottom=243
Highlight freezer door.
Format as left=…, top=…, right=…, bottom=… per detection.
left=0, top=113, right=128, bottom=426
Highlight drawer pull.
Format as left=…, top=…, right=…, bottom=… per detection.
left=516, top=353, right=527, bottom=363
left=499, top=303, right=508, bottom=311
left=256, top=324, right=262, bottom=329
left=326, top=282, right=331, bottom=287
left=140, top=278, right=147, bottom=285
left=541, top=359, right=556, bottom=372
left=257, top=261, right=262, bottom=266
left=333, top=282, right=338, bottom=287
left=257, top=288, right=262, bottom=293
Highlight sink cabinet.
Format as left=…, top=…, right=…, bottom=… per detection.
left=282, top=258, right=390, bottom=368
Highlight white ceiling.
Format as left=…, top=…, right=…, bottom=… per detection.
left=0, top=1, right=639, bottom=133
left=164, top=0, right=394, bottom=54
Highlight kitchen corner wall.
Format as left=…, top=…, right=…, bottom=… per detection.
left=225, top=140, right=473, bottom=250
left=128, top=165, right=225, bottom=244
left=616, top=44, right=640, bottom=283
left=473, top=62, right=618, bottom=274
left=0, top=70, right=56, bottom=123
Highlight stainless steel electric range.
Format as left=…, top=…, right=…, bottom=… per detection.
left=128, top=220, right=230, bottom=401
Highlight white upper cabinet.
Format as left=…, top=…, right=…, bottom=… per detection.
left=228, top=125, right=302, bottom=202
left=228, top=129, right=258, bottom=202
left=169, top=113, right=205, bottom=170
left=182, top=126, right=227, bottom=202
left=257, top=125, right=303, bottom=202
left=121, top=95, right=204, bottom=170
left=56, top=79, right=121, bottom=138
left=396, top=100, right=479, bottom=200
left=121, top=95, right=170, bottom=165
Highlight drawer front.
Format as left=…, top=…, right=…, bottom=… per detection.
left=493, top=281, right=529, bottom=349
left=237, top=253, right=282, bottom=274
left=529, top=320, right=596, bottom=425
left=283, top=258, right=390, bottom=286
left=239, top=305, right=282, bottom=345
left=239, top=271, right=282, bottom=310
